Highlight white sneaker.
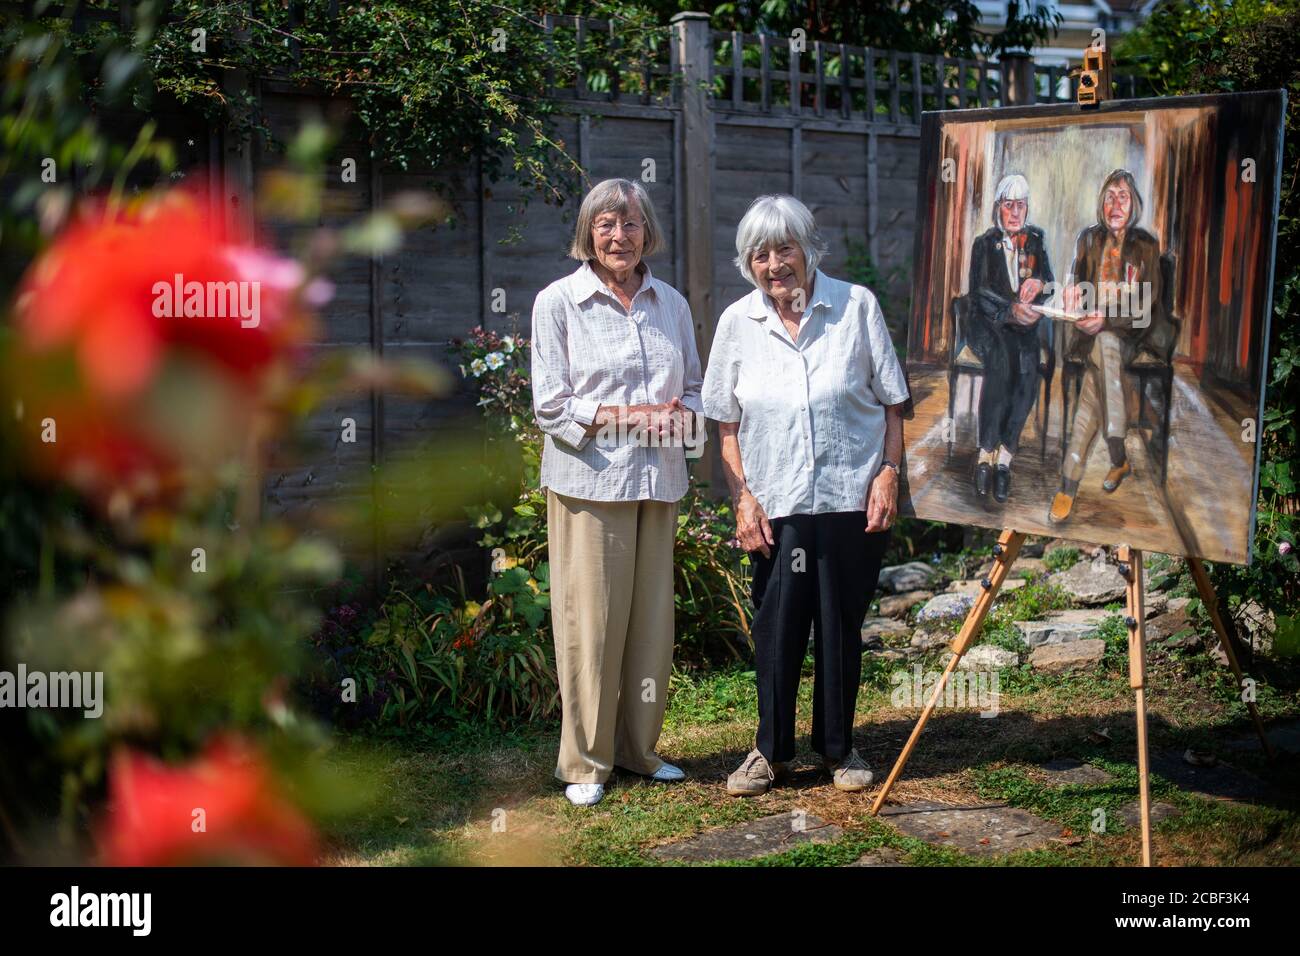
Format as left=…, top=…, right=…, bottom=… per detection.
left=564, top=783, right=605, bottom=806
left=650, top=762, right=686, bottom=782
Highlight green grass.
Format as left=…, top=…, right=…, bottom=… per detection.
left=319, top=631, right=1300, bottom=867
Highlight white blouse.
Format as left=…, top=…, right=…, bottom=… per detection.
left=702, top=270, right=909, bottom=519
left=531, top=260, right=705, bottom=503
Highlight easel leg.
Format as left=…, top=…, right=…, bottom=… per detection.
left=1187, top=557, right=1275, bottom=760
left=869, top=529, right=1026, bottom=816
left=1119, top=545, right=1152, bottom=867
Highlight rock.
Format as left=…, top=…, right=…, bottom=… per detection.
left=1029, top=639, right=1106, bottom=674
left=1146, top=608, right=1197, bottom=648
left=861, top=617, right=912, bottom=646
left=878, top=590, right=933, bottom=618
left=1020, top=537, right=1049, bottom=558
left=869, top=648, right=914, bottom=662
left=910, top=628, right=951, bottom=652
left=1048, top=558, right=1128, bottom=605
left=1166, top=596, right=1193, bottom=614
left=1144, top=593, right=1169, bottom=618
left=878, top=800, right=1063, bottom=856
left=916, top=592, right=974, bottom=624
left=947, top=577, right=1026, bottom=597
left=878, top=562, right=938, bottom=594
left=1014, top=608, right=1110, bottom=647
left=1039, top=758, right=1115, bottom=787
left=1237, top=600, right=1275, bottom=653
left=957, top=644, right=1020, bottom=671
left=977, top=556, right=1047, bottom=579
left=649, top=813, right=843, bottom=863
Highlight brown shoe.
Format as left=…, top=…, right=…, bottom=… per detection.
left=1103, top=461, right=1132, bottom=492
left=726, top=749, right=782, bottom=797
left=1048, top=491, right=1074, bottom=524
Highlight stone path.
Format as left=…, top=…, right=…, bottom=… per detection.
left=846, top=847, right=907, bottom=867
left=1149, top=750, right=1284, bottom=805
left=1224, top=718, right=1300, bottom=755
left=878, top=800, right=1065, bottom=856
left=1038, top=757, right=1116, bottom=787
left=649, top=813, right=843, bottom=863
left=1116, top=800, right=1182, bottom=830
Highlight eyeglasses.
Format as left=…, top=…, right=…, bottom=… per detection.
left=593, top=219, right=644, bottom=237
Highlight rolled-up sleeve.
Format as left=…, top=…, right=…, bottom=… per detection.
left=702, top=312, right=742, bottom=423
left=863, top=292, right=910, bottom=406
left=531, top=288, right=599, bottom=451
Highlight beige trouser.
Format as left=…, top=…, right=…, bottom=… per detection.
left=546, top=489, right=677, bottom=784
left=1063, top=330, right=1128, bottom=484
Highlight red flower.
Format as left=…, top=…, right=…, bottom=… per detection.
left=15, top=191, right=312, bottom=397
left=6, top=187, right=321, bottom=510
left=97, top=736, right=319, bottom=867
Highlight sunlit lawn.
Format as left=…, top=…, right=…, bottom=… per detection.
left=319, top=644, right=1300, bottom=867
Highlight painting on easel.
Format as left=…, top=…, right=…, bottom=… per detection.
left=901, top=90, right=1286, bottom=565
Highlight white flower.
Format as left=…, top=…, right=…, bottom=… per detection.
left=470, top=358, right=488, bottom=377
left=501, top=336, right=515, bottom=354
left=485, top=351, right=505, bottom=370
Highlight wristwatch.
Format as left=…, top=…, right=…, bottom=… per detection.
left=879, top=459, right=900, bottom=475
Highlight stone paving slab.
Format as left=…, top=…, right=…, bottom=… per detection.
left=1224, top=719, right=1300, bottom=755
left=878, top=800, right=1064, bottom=856
left=649, top=812, right=843, bottom=863
left=1149, top=750, right=1282, bottom=805
left=1116, top=800, right=1182, bottom=831
left=1039, top=758, right=1116, bottom=787
left=846, top=846, right=907, bottom=866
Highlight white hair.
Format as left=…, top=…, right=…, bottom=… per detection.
left=733, top=194, right=828, bottom=287
left=992, top=173, right=1030, bottom=228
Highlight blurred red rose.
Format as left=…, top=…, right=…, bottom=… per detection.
left=5, top=187, right=322, bottom=511
left=98, top=735, right=319, bottom=867
left=15, top=190, right=312, bottom=395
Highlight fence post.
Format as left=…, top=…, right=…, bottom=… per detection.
left=999, top=50, right=1036, bottom=106
left=671, top=12, right=721, bottom=493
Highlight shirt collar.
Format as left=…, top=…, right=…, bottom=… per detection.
left=572, top=259, right=658, bottom=304
left=745, top=269, right=833, bottom=321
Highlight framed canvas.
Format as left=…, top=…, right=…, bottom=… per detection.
left=900, top=90, right=1287, bottom=565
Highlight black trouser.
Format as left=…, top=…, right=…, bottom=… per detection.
left=975, top=322, right=1040, bottom=455
left=749, top=511, right=890, bottom=764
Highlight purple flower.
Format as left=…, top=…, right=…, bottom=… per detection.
left=1281, top=541, right=1294, bottom=556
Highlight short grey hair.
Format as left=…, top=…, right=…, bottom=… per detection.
left=569, top=178, right=665, bottom=260
left=733, top=194, right=828, bottom=287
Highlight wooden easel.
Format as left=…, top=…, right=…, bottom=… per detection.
left=867, top=528, right=1276, bottom=866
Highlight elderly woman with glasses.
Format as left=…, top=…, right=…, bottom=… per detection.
left=702, top=194, right=909, bottom=797
left=531, top=178, right=705, bottom=807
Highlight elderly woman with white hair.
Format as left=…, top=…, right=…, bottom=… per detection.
left=965, top=173, right=1054, bottom=503
left=702, top=194, right=909, bottom=797
left=531, top=178, right=704, bottom=807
